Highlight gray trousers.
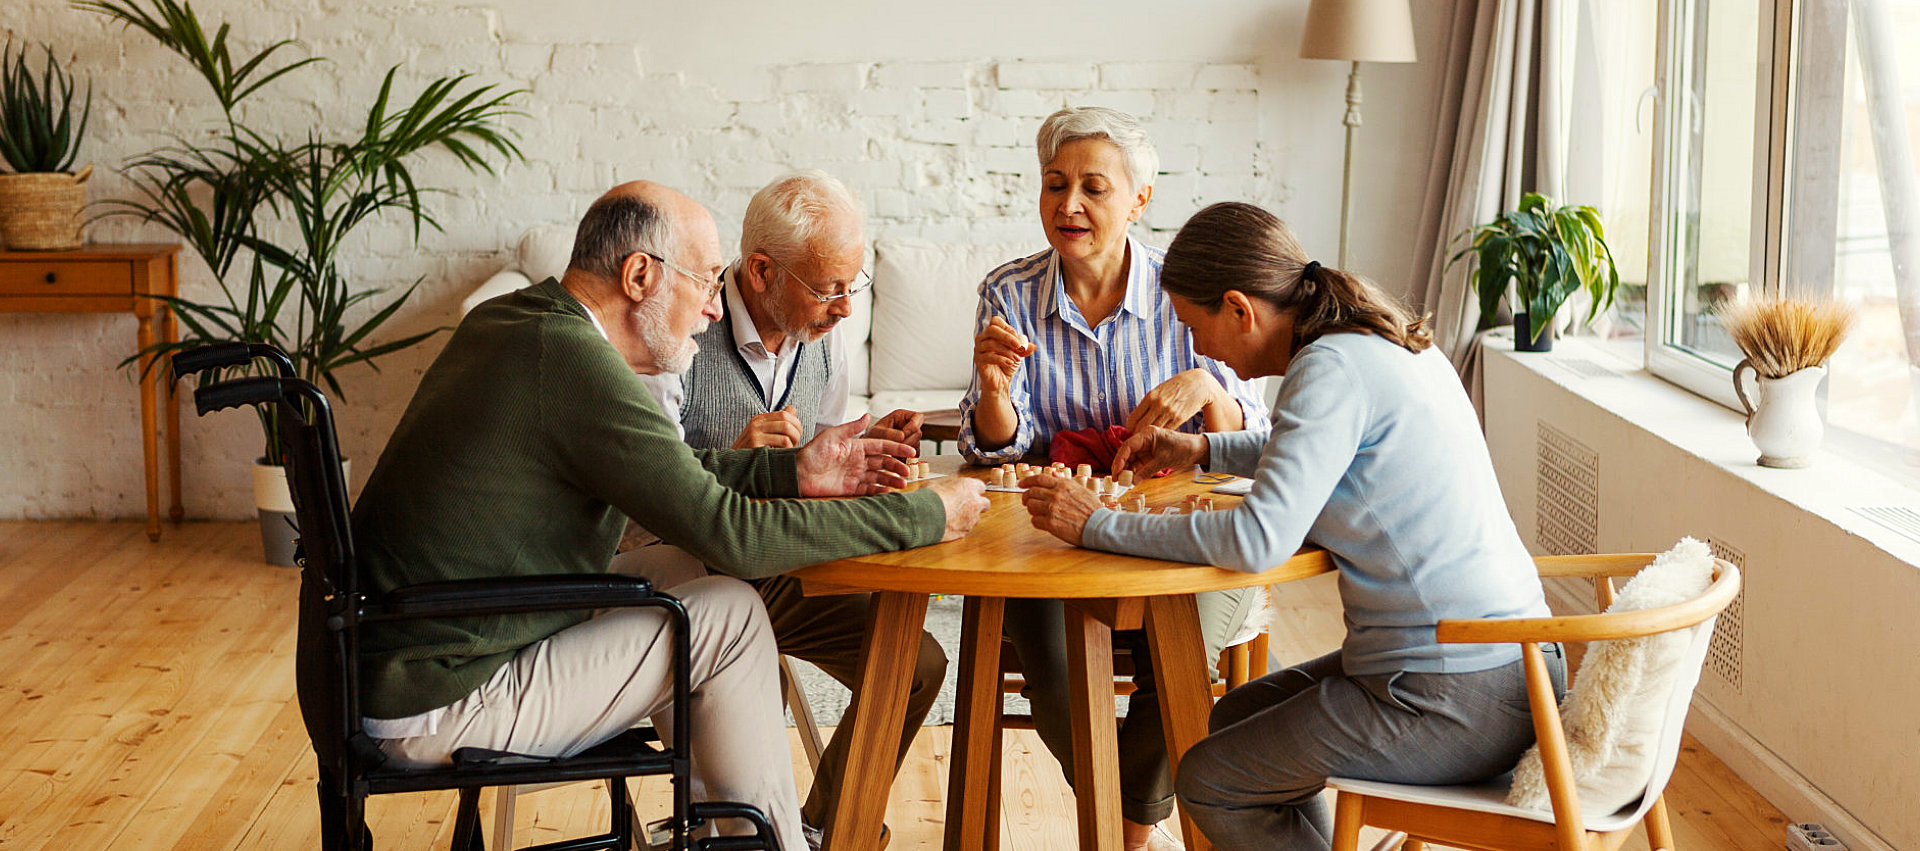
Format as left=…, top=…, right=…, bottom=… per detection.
left=1174, top=649, right=1565, bottom=851
left=1003, top=588, right=1255, bottom=825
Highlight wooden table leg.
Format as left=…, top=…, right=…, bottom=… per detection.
left=1145, top=594, right=1215, bottom=851
left=822, top=590, right=928, bottom=850
left=161, top=304, right=182, bottom=524
left=1065, top=605, right=1121, bottom=850
left=944, top=596, right=1005, bottom=851
left=136, top=312, right=161, bottom=541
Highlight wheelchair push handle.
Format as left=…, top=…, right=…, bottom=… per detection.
left=171, top=342, right=298, bottom=384
left=193, top=376, right=289, bottom=416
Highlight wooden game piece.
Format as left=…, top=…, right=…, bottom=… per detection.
left=1117, top=470, right=1134, bottom=488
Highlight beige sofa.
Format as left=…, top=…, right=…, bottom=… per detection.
left=465, top=225, right=1041, bottom=418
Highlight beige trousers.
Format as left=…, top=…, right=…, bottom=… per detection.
left=374, top=571, right=803, bottom=850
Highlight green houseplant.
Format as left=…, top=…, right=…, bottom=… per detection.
left=85, top=0, right=523, bottom=562
left=1451, top=192, right=1621, bottom=351
left=0, top=38, right=94, bottom=250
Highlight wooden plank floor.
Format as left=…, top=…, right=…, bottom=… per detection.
left=0, top=521, right=1790, bottom=850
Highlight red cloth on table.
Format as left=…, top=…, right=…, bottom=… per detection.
left=1047, top=425, right=1135, bottom=474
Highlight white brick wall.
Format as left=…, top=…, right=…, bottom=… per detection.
left=0, top=0, right=1446, bottom=521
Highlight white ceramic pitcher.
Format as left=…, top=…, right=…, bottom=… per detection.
left=1732, top=360, right=1826, bottom=468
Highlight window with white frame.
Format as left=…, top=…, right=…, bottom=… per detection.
left=1638, top=0, right=1920, bottom=478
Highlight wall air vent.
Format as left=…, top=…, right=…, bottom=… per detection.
left=1703, top=538, right=1746, bottom=693
left=1536, top=422, right=1599, bottom=556
left=1850, top=505, right=1920, bottom=547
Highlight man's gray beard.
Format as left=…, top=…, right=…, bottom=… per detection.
left=635, top=298, right=699, bottom=374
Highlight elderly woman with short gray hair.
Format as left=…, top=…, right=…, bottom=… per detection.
left=957, top=106, right=1270, bottom=851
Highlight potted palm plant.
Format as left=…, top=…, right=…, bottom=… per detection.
left=0, top=38, right=93, bottom=250
left=1451, top=192, right=1621, bottom=351
left=89, top=0, right=524, bottom=563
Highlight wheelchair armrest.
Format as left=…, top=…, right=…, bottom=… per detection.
left=366, top=574, right=668, bottom=621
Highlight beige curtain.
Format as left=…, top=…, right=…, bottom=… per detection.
left=1408, top=0, right=1569, bottom=411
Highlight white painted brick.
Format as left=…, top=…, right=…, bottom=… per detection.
left=995, top=62, right=1095, bottom=90
left=873, top=187, right=916, bottom=219
left=989, top=88, right=1066, bottom=118
left=734, top=100, right=787, bottom=129
left=922, top=88, right=972, bottom=121
left=1197, top=173, right=1264, bottom=204
left=1156, top=90, right=1213, bottom=122
left=501, top=43, right=555, bottom=77
left=1195, top=63, right=1259, bottom=91
left=1198, top=131, right=1257, bottom=174
left=904, top=121, right=973, bottom=147
left=980, top=147, right=1035, bottom=175
left=875, top=61, right=972, bottom=89
left=782, top=130, right=872, bottom=162
left=851, top=88, right=918, bottom=118
left=777, top=62, right=869, bottom=92
left=973, top=115, right=1031, bottom=149
left=1080, top=90, right=1155, bottom=119
left=394, top=8, right=497, bottom=44
left=1146, top=173, right=1199, bottom=230
left=1157, top=143, right=1200, bottom=173
left=1099, top=61, right=1198, bottom=90
left=1209, top=92, right=1260, bottom=124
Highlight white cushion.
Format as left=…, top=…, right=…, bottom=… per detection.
left=869, top=239, right=1042, bottom=394
left=1505, top=538, right=1719, bottom=817
left=518, top=223, right=576, bottom=285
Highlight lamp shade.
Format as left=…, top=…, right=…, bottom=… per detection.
left=1299, top=0, right=1417, bottom=63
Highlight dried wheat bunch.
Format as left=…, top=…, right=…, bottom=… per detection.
left=1720, top=296, right=1856, bottom=379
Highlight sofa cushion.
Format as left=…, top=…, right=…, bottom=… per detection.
left=519, top=223, right=576, bottom=285
left=869, top=239, right=1042, bottom=396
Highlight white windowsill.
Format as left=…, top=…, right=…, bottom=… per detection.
left=1485, top=330, right=1920, bottom=570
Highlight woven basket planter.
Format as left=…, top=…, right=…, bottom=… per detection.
left=0, top=164, right=92, bottom=251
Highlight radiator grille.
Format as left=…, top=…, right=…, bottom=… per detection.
left=1536, top=423, right=1599, bottom=555
left=1704, top=538, right=1746, bottom=693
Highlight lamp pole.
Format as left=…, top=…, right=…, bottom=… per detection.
left=1338, top=59, right=1364, bottom=271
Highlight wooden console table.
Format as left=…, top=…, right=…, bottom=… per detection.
left=0, top=244, right=183, bottom=540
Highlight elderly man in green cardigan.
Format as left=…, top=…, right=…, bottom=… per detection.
left=348, top=180, right=990, bottom=850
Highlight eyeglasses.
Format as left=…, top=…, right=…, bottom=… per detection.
left=763, top=254, right=873, bottom=304
left=636, top=251, right=725, bottom=301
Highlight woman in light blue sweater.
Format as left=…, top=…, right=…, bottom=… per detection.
left=1019, top=202, right=1560, bottom=850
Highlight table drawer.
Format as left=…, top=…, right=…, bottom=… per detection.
left=0, top=261, right=135, bottom=296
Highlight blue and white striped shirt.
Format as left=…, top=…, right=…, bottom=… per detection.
left=958, top=237, right=1271, bottom=464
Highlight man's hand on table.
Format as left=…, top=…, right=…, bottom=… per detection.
left=733, top=406, right=803, bottom=449
left=926, top=477, right=989, bottom=542
left=1019, top=473, right=1102, bottom=547
left=863, top=408, right=924, bottom=446
left=1111, top=425, right=1209, bottom=477
left=796, top=415, right=916, bottom=496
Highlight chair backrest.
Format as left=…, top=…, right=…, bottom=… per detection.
left=1504, top=546, right=1739, bottom=821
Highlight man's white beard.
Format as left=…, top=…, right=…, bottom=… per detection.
left=636, top=297, right=699, bottom=374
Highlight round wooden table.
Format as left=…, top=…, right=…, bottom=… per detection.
left=793, top=455, right=1332, bottom=851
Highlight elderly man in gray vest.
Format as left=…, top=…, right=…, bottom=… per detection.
left=635, top=170, right=935, bottom=842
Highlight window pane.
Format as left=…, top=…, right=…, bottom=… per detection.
left=1823, top=1, right=1920, bottom=470
left=1665, top=0, right=1762, bottom=368
left=1567, top=0, right=1659, bottom=356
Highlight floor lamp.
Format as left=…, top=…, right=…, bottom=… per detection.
left=1300, top=0, right=1417, bottom=270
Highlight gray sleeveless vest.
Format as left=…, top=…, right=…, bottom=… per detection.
left=678, top=305, right=832, bottom=450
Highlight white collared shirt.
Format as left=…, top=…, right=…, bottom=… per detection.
left=637, top=265, right=851, bottom=440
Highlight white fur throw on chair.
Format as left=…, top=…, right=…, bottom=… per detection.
left=1505, top=538, right=1718, bottom=815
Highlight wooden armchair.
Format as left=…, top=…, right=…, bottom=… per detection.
left=1327, top=553, right=1742, bottom=851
